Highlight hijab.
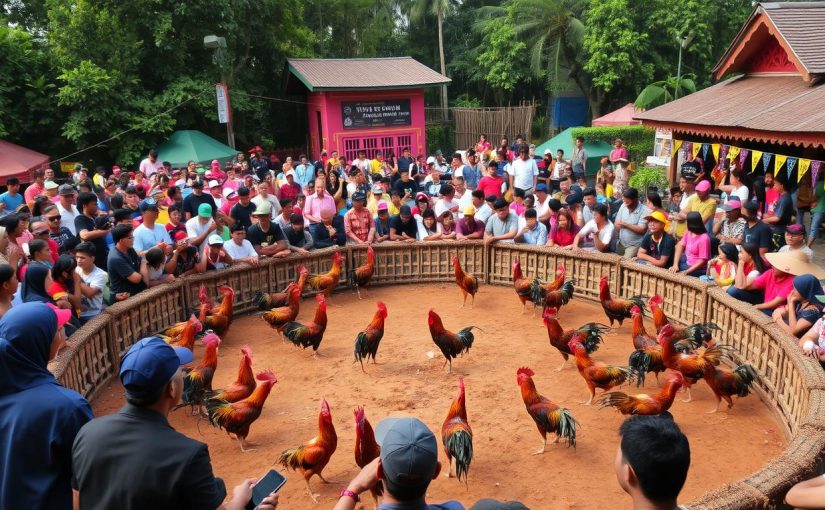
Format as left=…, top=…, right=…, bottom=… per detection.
left=0, top=302, right=58, bottom=395
left=793, top=274, right=824, bottom=309
left=21, top=264, right=53, bottom=304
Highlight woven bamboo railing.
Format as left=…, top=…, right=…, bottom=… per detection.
left=48, top=242, right=825, bottom=509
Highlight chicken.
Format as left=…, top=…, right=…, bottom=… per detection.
left=648, top=295, right=720, bottom=344
left=627, top=344, right=668, bottom=387
left=255, top=266, right=308, bottom=310
left=442, top=376, right=473, bottom=483
left=205, top=370, right=277, bottom=452
left=529, top=265, right=566, bottom=306
left=630, top=305, right=657, bottom=350
left=282, top=293, right=328, bottom=356
left=354, top=406, right=382, bottom=508
left=597, top=371, right=685, bottom=415
left=659, top=324, right=724, bottom=402
left=179, top=332, right=221, bottom=414
left=598, top=275, right=646, bottom=327
left=427, top=309, right=480, bottom=373
left=568, top=339, right=635, bottom=405
left=543, top=307, right=607, bottom=371
left=261, top=284, right=302, bottom=333
left=164, top=314, right=203, bottom=351
left=354, top=301, right=388, bottom=372
left=198, top=283, right=215, bottom=313
left=534, top=279, right=574, bottom=312
left=307, top=252, right=344, bottom=298
left=203, top=285, right=235, bottom=337
left=350, top=247, right=375, bottom=299
left=452, top=256, right=479, bottom=308
left=512, top=259, right=532, bottom=312
left=279, top=399, right=338, bottom=503
left=516, top=367, right=577, bottom=454
left=164, top=285, right=213, bottom=338
left=703, top=363, right=758, bottom=413
left=208, top=346, right=256, bottom=403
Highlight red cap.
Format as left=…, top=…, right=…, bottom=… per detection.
left=174, top=231, right=188, bottom=242
left=46, top=303, right=73, bottom=329
left=292, top=206, right=302, bottom=214
left=128, top=172, right=135, bottom=178
left=248, top=145, right=263, bottom=154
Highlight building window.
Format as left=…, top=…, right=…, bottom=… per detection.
left=342, top=133, right=415, bottom=163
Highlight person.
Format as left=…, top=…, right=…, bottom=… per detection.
left=73, top=242, right=107, bottom=323
left=434, top=184, right=459, bottom=219
left=609, top=139, right=630, bottom=195
left=227, top=186, right=257, bottom=231
left=762, top=176, right=793, bottom=248
left=772, top=274, right=824, bottom=338
left=55, top=184, right=81, bottom=236
left=437, top=210, right=456, bottom=240
left=778, top=223, right=814, bottom=259
left=633, top=211, right=676, bottom=269
left=422, top=164, right=445, bottom=198
left=313, top=208, right=347, bottom=248
left=20, top=262, right=54, bottom=306
left=462, top=150, right=483, bottom=190
left=545, top=208, right=576, bottom=248
left=24, top=168, right=46, bottom=208
left=569, top=202, right=614, bottom=252
left=418, top=209, right=441, bottom=241
left=0, top=177, right=24, bottom=216
left=165, top=204, right=187, bottom=240
left=390, top=205, right=418, bottom=242
left=509, top=188, right=526, bottom=217
left=717, top=169, right=749, bottom=204
left=477, top=161, right=504, bottom=199
left=72, top=337, right=273, bottom=510
left=515, top=208, right=547, bottom=245
left=456, top=205, right=484, bottom=240
left=669, top=212, right=710, bottom=276
left=48, top=254, right=82, bottom=317
left=613, top=188, right=649, bottom=258
left=727, top=250, right=797, bottom=313
left=246, top=202, right=289, bottom=258
left=785, top=474, right=825, bottom=509
left=645, top=192, right=666, bottom=217
left=283, top=213, right=314, bottom=253
left=219, top=222, right=257, bottom=265
left=40, top=205, right=76, bottom=256
left=138, top=149, right=163, bottom=178
left=0, top=263, right=17, bottom=316
left=571, top=136, right=587, bottom=182
left=676, top=180, right=715, bottom=235
left=373, top=202, right=392, bottom=243
left=507, top=145, right=539, bottom=195
left=203, top=235, right=232, bottom=271
left=107, top=225, right=147, bottom=303
left=132, top=200, right=172, bottom=256
left=484, top=198, right=518, bottom=246
left=304, top=177, right=337, bottom=225
left=475, top=133, right=491, bottom=154
left=615, top=414, right=690, bottom=510
left=392, top=167, right=419, bottom=207
left=252, top=182, right=282, bottom=221
left=182, top=180, right=217, bottom=221
left=344, top=192, right=375, bottom=244
left=185, top=203, right=218, bottom=256
left=741, top=200, right=772, bottom=262
left=332, top=416, right=463, bottom=510
left=0, top=303, right=91, bottom=510
left=552, top=175, right=573, bottom=204
left=700, top=243, right=738, bottom=288
left=714, top=199, right=746, bottom=247
left=733, top=242, right=766, bottom=292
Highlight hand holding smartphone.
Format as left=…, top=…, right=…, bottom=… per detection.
left=245, top=470, right=287, bottom=510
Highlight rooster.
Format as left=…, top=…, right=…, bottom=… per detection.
left=353, top=406, right=382, bottom=508
left=598, top=276, right=646, bottom=327
left=261, top=284, right=302, bottom=334
left=427, top=309, right=480, bottom=373
left=630, top=305, right=657, bottom=350
left=512, top=259, right=532, bottom=312
left=179, top=332, right=221, bottom=414
left=452, top=256, right=479, bottom=308
left=534, top=279, right=574, bottom=313
left=282, top=293, right=328, bottom=356
left=442, top=377, right=473, bottom=483
left=164, top=285, right=213, bottom=338
left=205, top=370, right=277, bottom=452
left=529, top=265, right=566, bottom=306
left=350, top=247, right=375, bottom=299
left=255, top=266, right=308, bottom=310
left=208, top=346, right=256, bottom=403
left=307, top=251, right=344, bottom=298
left=202, top=285, right=235, bottom=337
left=659, top=324, right=724, bottom=402
left=543, top=307, right=607, bottom=371
left=648, top=295, right=720, bottom=344
left=703, top=363, right=758, bottom=413
left=164, top=314, right=203, bottom=351
left=279, top=399, right=338, bottom=503
left=354, top=301, right=388, bottom=372
left=516, top=367, right=577, bottom=454
left=628, top=343, right=668, bottom=387
left=597, top=371, right=685, bottom=415
left=569, top=339, right=635, bottom=405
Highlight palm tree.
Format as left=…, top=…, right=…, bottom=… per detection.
left=634, top=74, right=696, bottom=110
left=411, top=0, right=451, bottom=119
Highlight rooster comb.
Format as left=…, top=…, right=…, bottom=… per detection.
left=201, top=331, right=221, bottom=347
left=297, top=265, right=308, bottom=273
left=256, top=370, right=277, bottom=382
left=649, top=295, right=663, bottom=306
left=517, top=367, right=534, bottom=377
left=631, top=305, right=641, bottom=314
left=354, top=406, right=365, bottom=422
left=241, top=345, right=252, bottom=357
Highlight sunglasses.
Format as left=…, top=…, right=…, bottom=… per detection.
left=46, top=216, right=60, bottom=222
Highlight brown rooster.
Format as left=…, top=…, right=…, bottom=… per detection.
left=208, top=346, right=256, bottom=403
left=282, top=293, right=328, bottom=356
left=203, top=285, right=235, bottom=337
left=261, top=284, right=302, bottom=334
left=255, top=266, right=308, bottom=310
left=598, top=371, right=685, bottom=415
left=543, top=307, right=607, bottom=371
left=350, top=246, right=375, bottom=299
left=512, top=258, right=532, bottom=312
left=516, top=367, right=577, bottom=454
left=427, top=309, right=480, bottom=373
left=279, top=399, right=338, bottom=502
left=354, top=301, right=388, bottom=371
left=628, top=342, right=668, bottom=387
left=529, top=264, right=566, bottom=304
left=703, top=363, right=757, bottom=413
left=442, top=377, right=473, bottom=483
left=569, top=339, right=635, bottom=405
left=179, top=332, right=221, bottom=415
left=452, top=255, right=479, bottom=308
left=533, top=279, right=574, bottom=313
left=353, top=406, right=382, bottom=508
left=205, top=370, right=277, bottom=452
left=630, top=305, right=657, bottom=350
left=163, top=314, right=203, bottom=351
left=659, top=324, right=724, bottom=402
left=648, top=295, right=720, bottom=344
left=598, top=276, right=646, bottom=328
left=307, top=251, right=344, bottom=298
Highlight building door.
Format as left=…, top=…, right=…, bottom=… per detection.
left=341, top=133, right=415, bottom=164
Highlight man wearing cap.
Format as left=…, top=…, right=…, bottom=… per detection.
left=133, top=200, right=172, bottom=257
left=138, top=149, right=163, bottom=178
left=56, top=184, right=81, bottom=236
left=613, top=188, right=649, bottom=258
left=186, top=203, right=218, bottom=255
left=182, top=178, right=217, bottom=221
left=43, top=179, right=60, bottom=203
left=107, top=224, right=147, bottom=302
left=72, top=337, right=269, bottom=510
left=390, top=205, right=418, bottom=242
left=778, top=224, right=814, bottom=259
left=279, top=170, right=302, bottom=202
left=204, top=235, right=232, bottom=270
left=344, top=192, right=375, bottom=244
left=741, top=200, right=772, bottom=261
left=484, top=198, right=518, bottom=246
left=674, top=180, right=714, bottom=237
left=455, top=205, right=484, bottom=240
left=373, top=202, right=392, bottom=243
left=714, top=199, right=746, bottom=247
left=247, top=201, right=289, bottom=257
left=75, top=192, right=110, bottom=269
left=634, top=211, right=676, bottom=269
left=252, top=182, right=282, bottom=221
left=332, top=416, right=462, bottom=510
left=507, top=145, right=539, bottom=196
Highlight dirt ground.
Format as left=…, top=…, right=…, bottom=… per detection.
left=92, top=284, right=785, bottom=509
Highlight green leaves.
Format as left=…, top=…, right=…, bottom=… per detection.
left=634, top=74, right=697, bottom=109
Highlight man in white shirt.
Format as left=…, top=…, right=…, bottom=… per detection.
left=74, top=242, right=108, bottom=324
left=185, top=203, right=217, bottom=255
left=475, top=194, right=495, bottom=224
left=455, top=177, right=473, bottom=212
left=351, top=150, right=371, bottom=174
left=507, top=145, right=539, bottom=194
left=434, top=184, right=460, bottom=219
left=223, top=223, right=259, bottom=264
left=568, top=202, right=615, bottom=252
left=138, top=149, right=163, bottom=178
left=534, top=183, right=552, bottom=222
left=56, top=184, right=81, bottom=235
left=252, top=182, right=282, bottom=220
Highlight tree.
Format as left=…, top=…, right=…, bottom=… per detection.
left=411, top=0, right=452, bottom=118
left=634, top=74, right=697, bottom=110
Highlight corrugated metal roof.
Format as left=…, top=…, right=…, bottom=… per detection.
left=763, top=2, right=825, bottom=75
left=287, top=57, right=451, bottom=92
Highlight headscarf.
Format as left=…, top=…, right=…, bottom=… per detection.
left=0, top=302, right=58, bottom=395
left=21, top=264, right=53, bottom=304
left=793, top=274, right=824, bottom=309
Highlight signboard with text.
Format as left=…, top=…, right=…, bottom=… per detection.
left=342, top=99, right=411, bottom=129
left=216, top=84, right=229, bottom=124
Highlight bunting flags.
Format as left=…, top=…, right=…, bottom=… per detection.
left=683, top=142, right=692, bottom=159
left=692, top=142, right=702, bottom=159
left=811, top=161, right=821, bottom=186
left=799, top=159, right=811, bottom=183
left=719, top=144, right=729, bottom=163
left=673, top=140, right=683, bottom=153
left=739, top=148, right=750, bottom=167
left=711, top=143, right=721, bottom=162
left=773, top=154, right=786, bottom=176
left=751, top=150, right=763, bottom=171
left=762, top=152, right=773, bottom=173
left=701, top=143, right=710, bottom=160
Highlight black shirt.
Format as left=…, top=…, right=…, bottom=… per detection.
left=229, top=201, right=257, bottom=230
left=182, top=192, right=217, bottom=220
left=50, top=226, right=79, bottom=256
left=770, top=192, right=794, bottom=234
left=72, top=404, right=225, bottom=510
left=392, top=178, right=419, bottom=198
left=390, top=215, right=418, bottom=238
left=310, top=215, right=346, bottom=248
left=639, top=231, right=677, bottom=267
left=743, top=220, right=773, bottom=250
left=75, top=214, right=109, bottom=270
left=397, top=156, right=414, bottom=173
left=107, top=247, right=146, bottom=298
left=247, top=222, right=285, bottom=248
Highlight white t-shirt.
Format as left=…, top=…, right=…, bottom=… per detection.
left=507, top=158, right=539, bottom=190
left=224, top=239, right=258, bottom=260
left=76, top=265, right=107, bottom=318
left=729, top=185, right=749, bottom=203
left=475, top=203, right=493, bottom=224
left=457, top=192, right=474, bottom=213
left=535, top=195, right=551, bottom=218
left=252, top=194, right=282, bottom=220
left=185, top=216, right=214, bottom=254
left=139, top=157, right=163, bottom=178
left=434, top=198, right=459, bottom=219
left=552, top=161, right=565, bottom=180
left=57, top=202, right=81, bottom=236
left=578, top=219, right=615, bottom=248
left=133, top=223, right=172, bottom=253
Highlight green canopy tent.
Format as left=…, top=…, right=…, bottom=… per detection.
left=534, top=127, right=612, bottom=178
left=155, top=130, right=237, bottom=167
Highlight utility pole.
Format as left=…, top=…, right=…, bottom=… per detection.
left=675, top=31, right=695, bottom=100
left=204, top=35, right=235, bottom=149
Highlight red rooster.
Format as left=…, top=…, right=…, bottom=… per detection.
left=308, top=252, right=344, bottom=298
left=659, top=324, right=723, bottom=402
left=427, top=309, right=480, bottom=373
left=512, top=259, right=532, bottom=312
left=354, top=406, right=382, bottom=507
left=279, top=399, right=338, bottom=502
left=516, top=367, right=577, bottom=454
left=350, top=247, right=375, bottom=299
left=533, top=279, right=574, bottom=313
left=648, top=295, right=720, bottom=344
left=208, top=346, right=256, bottom=403
left=261, top=284, right=302, bottom=334
left=164, top=314, right=203, bottom=351
left=179, top=332, right=221, bottom=414
left=569, top=339, right=635, bottom=405
left=529, top=265, right=566, bottom=307
left=703, top=363, right=758, bottom=413
left=354, top=301, right=388, bottom=371
left=630, top=305, right=657, bottom=350
left=255, top=266, right=308, bottom=310
left=598, top=276, right=646, bottom=328
left=203, top=285, right=235, bottom=337
left=442, top=377, right=473, bottom=483
left=598, top=371, right=685, bottom=415
left=543, top=307, right=607, bottom=371
left=282, top=293, right=328, bottom=356
left=628, top=343, right=668, bottom=387
left=205, top=370, right=277, bottom=452
left=452, top=256, right=479, bottom=308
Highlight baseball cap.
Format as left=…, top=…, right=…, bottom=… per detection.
left=44, top=180, right=59, bottom=191
left=493, top=198, right=509, bottom=210
left=285, top=170, right=296, bottom=178
left=174, top=231, right=188, bottom=242
left=719, top=199, right=742, bottom=212
left=416, top=192, right=429, bottom=202
left=786, top=223, right=806, bottom=236
left=377, top=201, right=389, bottom=212
left=253, top=201, right=272, bottom=216
left=426, top=156, right=436, bottom=165
left=372, top=184, right=383, bottom=194
left=463, top=205, right=476, bottom=216
left=119, top=337, right=193, bottom=399
left=399, top=205, right=412, bottom=217
left=543, top=149, right=552, bottom=156
left=46, top=303, right=73, bottom=329
left=644, top=210, right=669, bottom=225
left=208, top=179, right=220, bottom=188
left=196, top=167, right=207, bottom=175
left=139, top=199, right=159, bottom=213
left=197, top=203, right=212, bottom=218
left=374, top=417, right=439, bottom=491
left=566, top=192, right=583, bottom=206
left=695, top=180, right=711, bottom=192
left=58, top=184, right=76, bottom=196
left=222, top=188, right=237, bottom=200
left=207, top=234, right=224, bottom=245
left=535, top=183, right=548, bottom=193
left=352, top=191, right=367, bottom=202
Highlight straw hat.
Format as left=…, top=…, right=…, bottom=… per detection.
left=764, top=250, right=825, bottom=279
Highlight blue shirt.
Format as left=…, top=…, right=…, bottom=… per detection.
left=133, top=223, right=172, bottom=253
left=0, top=191, right=23, bottom=212
left=518, top=221, right=548, bottom=245
left=295, top=164, right=313, bottom=188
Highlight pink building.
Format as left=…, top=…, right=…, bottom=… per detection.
left=286, top=57, right=450, bottom=162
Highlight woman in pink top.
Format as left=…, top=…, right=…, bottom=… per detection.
left=475, top=134, right=491, bottom=155
left=609, top=138, right=630, bottom=195
left=669, top=212, right=709, bottom=276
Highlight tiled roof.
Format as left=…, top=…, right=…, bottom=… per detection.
left=287, top=57, right=451, bottom=91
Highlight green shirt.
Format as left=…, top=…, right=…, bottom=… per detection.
left=814, top=185, right=825, bottom=213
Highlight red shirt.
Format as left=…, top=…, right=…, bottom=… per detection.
left=280, top=182, right=302, bottom=202
left=344, top=207, right=373, bottom=242
left=477, top=176, right=504, bottom=198
left=751, top=270, right=794, bottom=306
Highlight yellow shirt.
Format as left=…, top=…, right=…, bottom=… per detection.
left=370, top=159, right=384, bottom=175
left=675, top=195, right=715, bottom=237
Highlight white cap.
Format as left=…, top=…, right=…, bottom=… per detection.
left=426, top=156, right=436, bottom=165
left=222, top=188, right=237, bottom=199
left=207, top=234, right=224, bottom=245
left=208, top=179, right=220, bottom=188
left=543, top=149, right=552, bottom=156
left=285, top=170, right=296, bottom=178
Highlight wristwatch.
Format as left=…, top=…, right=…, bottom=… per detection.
left=339, top=489, right=360, bottom=502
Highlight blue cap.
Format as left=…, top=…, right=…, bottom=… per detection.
left=535, top=183, right=548, bottom=192
left=119, top=337, right=193, bottom=398
left=375, top=417, right=438, bottom=489
left=139, top=198, right=159, bottom=213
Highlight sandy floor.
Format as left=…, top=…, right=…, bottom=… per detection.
left=92, top=284, right=785, bottom=509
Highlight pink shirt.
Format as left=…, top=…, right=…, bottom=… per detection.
left=24, top=184, right=43, bottom=206
left=610, top=146, right=628, bottom=162
left=139, top=157, right=163, bottom=177
left=682, top=231, right=710, bottom=266
left=752, top=271, right=794, bottom=305
left=303, top=192, right=336, bottom=222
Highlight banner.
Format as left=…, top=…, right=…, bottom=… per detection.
left=673, top=140, right=683, bottom=154
left=811, top=161, right=821, bottom=186
left=798, top=159, right=811, bottom=182
left=739, top=148, right=749, bottom=167
left=711, top=144, right=721, bottom=162
left=702, top=143, right=710, bottom=161
left=751, top=150, right=762, bottom=171
left=342, top=99, right=412, bottom=129
left=773, top=154, right=786, bottom=176
left=691, top=142, right=702, bottom=159
left=728, top=146, right=740, bottom=161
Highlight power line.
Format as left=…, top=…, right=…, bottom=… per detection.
left=231, top=91, right=311, bottom=105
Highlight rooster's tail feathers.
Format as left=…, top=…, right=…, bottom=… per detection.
left=554, top=408, right=577, bottom=448
left=278, top=446, right=304, bottom=470
left=734, top=364, right=758, bottom=396
left=204, top=398, right=233, bottom=428
left=445, top=430, right=473, bottom=484
left=628, top=350, right=650, bottom=387
left=253, top=291, right=270, bottom=310
left=281, top=322, right=305, bottom=347
left=457, top=326, right=481, bottom=349
left=629, top=296, right=647, bottom=315
left=354, top=331, right=368, bottom=362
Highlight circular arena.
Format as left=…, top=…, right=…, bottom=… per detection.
left=52, top=243, right=825, bottom=509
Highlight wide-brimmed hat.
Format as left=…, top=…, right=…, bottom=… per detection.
left=765, top=250, right=825, bottom=279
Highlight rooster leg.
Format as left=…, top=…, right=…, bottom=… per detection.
left=461, top=291, right=468, bottom=308
left=471, top=293, right=475, bottom=309
left=304, top=479, right=320, bottom=503
left=356, top=285, right=362, bottom=300
left=707, top=397, right=721, bottom=414
left=532, top=437, right=547, bottom=455
left=681, top=386, right=693, bottom=403
left=239, top=438, right=256, bottom=453
left=317, top=473, right=342, bottom=484
left=579, top=388, right=595, bottom=405
left=445, top=457, right=453, bottom=478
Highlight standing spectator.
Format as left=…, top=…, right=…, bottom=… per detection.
left=185, top=204, right=217, bottom=256
left=571, top=136, right=587, bottom=183
left=772, top=273, right=825, bottom=338
left=778, top=223, right=814, bottom=259
left=107, top=225, right=146, bottom=302
left=74, top=194, right=109, bottom=269
left=483, top=198, right=518, bottom=245
left=132, top=201, right=172, bottom=256
left=74, top=242, right=107, bottom=324
left=344, top=192, right=374, bottom=245
left=247, top=202, right=289, bottom=258
left=714, top=199, right=746, bottom=247
left=303, top=177, right=337, bottom=225
left=284, top=214, right=314, bottom=253
left=252, top=182, right=282, bottom=220
left=670, top=212, right=710, bottom=276
left=138, top=149, right=162, bottom=178
left=475, top=134, right=491, bottom=154
left=609, top=139, right=630, bottom=195
left=228, top=186, right=257, bottom=230
left=56, top=185, right=80, bottom=236
left=461, top=150, right=483, bottom=190
left=43, top=206, right=78, bottom=256
left=0, top=303, right=92, bottom=510
left=550, top=149, right=567, bottom=193
left=294, top=154, right=314, bottom=189
left=373, top=203, right=391, bottom=243
left=569, top=202, right=614, bottom=252
left=389, top=205, right=418, bottom=242
left=717, top=169, right=749, bottom=204
left=507, top=145, right=539, bottom=195
left=633, top=211, right=676, bottom=269
left=392, top=167, right=419, bottom=206
left=515, top=209, right=547, bottom=245
left=312, top=209, right=346, bottom=248
left=223, top=223, right=258, bottom=264
left=613, top=188, right=649, bottom=258
left=181, top=180, right=216, bottom=221
left=24, top=168, right=46, bottom=209
left=762, top=176, right=793, bottom=249
left=0, top=177, right=23, bottom=216
left=456, top=205, right=485, bottom=240
left=477, top=161, right=504, bottom=199
left=279, top=170, right=302, bottom=202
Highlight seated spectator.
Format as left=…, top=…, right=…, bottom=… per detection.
left=311, top=208, right=347, bottom=248
left=412, top=192, right=431, bottom=217
left=456, top=205, right=484, bottom=240
left=778, top=223, right=814, bottom=259
left=733, top=242, right=767, bottom=291
left=274, top=198, right=296, bottom=233
left=614, top=188, right=649, bottom=258
left=438, top=210, right=457, bottom=240
left=390, top=205, right=417, bottom=242
left=547, top=208, right=578, bottom=248
left=387, top=190, right=403, bottom=215
left=675, top=180, right=715, bottom=236
left=545, top=198, right=563, bottom=234
left=373, top=202, right=392, bottom=243
left=332, top=417, right=462, bottom=510
left=168, top=231, right=205, bottom=277
left=418, top=209, right=441, bottom=241
left=21, top=260, right=56, bottom=306
left=434, top=184, right=459, bottom=219
left=595, top=182, right=609, bottom=203
left=223, top=223, right=259, bottom=265
left=74, top=242, right=107, bottom=324
left=700, top=243, right=738, bottom=288
left=133, top=200, right=172, bottom=257
left=713, top=199, right=745, bottom=248
left=475, top=194, right=495, bottom=224
left=285, top=214, right=314, bottom=253
left=344, top=192, right=374, bottom=245
left=107, top=224, right=147, bottom=303
left=741, top=200, right=772, bottom=262
left=44, top=205, right=78, bottom=256
left=204, top=235, right=232, bottom=270
left=515, top=208, right=547, bottom=245
left=633, top=211, right=675, bottom=268
left=31, top=220, right=60, bottom=264
left=509, top=188, right=526, bottom=216
left=0, top=263, right=17, bottom=317
left=142, top=247, right=174, bottom=287
left=773, top=274, right=824, bottom=338
left=728, top=251, right=795, bottom=314
left=615, top=414, right=690, bottom=509
left=645, top=192, right=666, bottom=217
left=569, top=202, right=614, bottom=252
left=247, top=201, right=290, bottom=258
left=670, top=212, right=709, bottom=277
left=228, top=186, right=257, bottom=231
left=185, top=203, right=218, bottom=255
left=484, top=198, right=518, bottom=245
left=0, top=303, right=92, bottom=510
left=48, top=254, right=83, bottom=321
left=667, top=186, right=682, bottom=215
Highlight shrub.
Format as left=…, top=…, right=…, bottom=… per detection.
left=629, top=165, right=669, bottom=195
left=570, top=125, right=655, bottom=163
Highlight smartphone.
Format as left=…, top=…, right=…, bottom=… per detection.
left=245, top=470, right=287, bottom=509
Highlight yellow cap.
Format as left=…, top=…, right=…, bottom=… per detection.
left=463, top=205, right=476, bottom=216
